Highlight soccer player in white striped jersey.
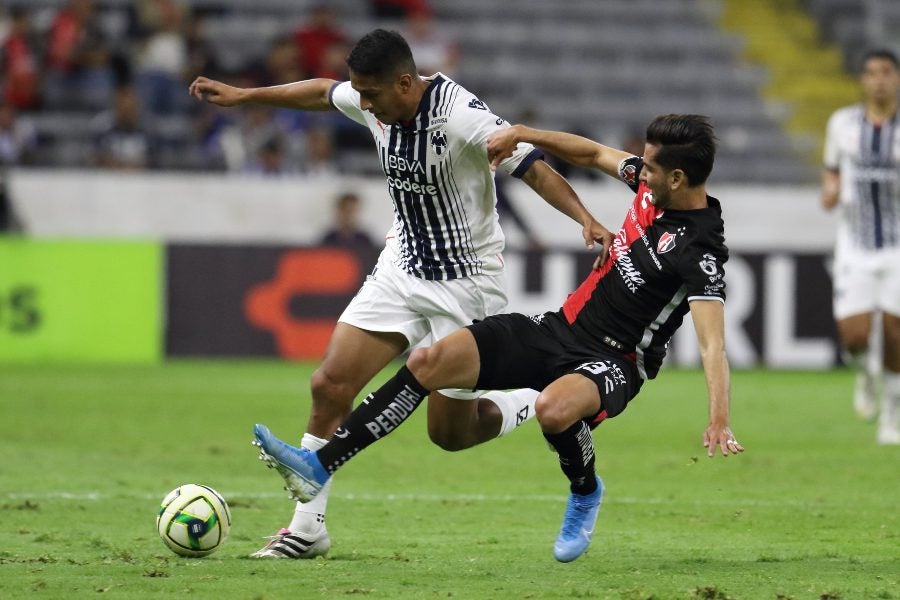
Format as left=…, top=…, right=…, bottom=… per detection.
left=822, top=48, right=900, bottom=444
left=189, top=28, right=613, bottom=557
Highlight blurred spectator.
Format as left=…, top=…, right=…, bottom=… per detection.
left=0, top=102, right=37, bottom=166
left=44, top=0, right=115, bottom=110
left=187, top=101, right=232, bottom=170
left=93, top=86, right=153, bottom=170
left=303, top=127, right=338, bottom=177
left=316, top=40, right=350, bottom=81
left=319, top=191, right=376, bottom=251
left=132, top=0, right=190, bottom=116
left=244, top=38, right=315, bottom=135
left=246, top=135, right=297, bottom=176
left=184, top=9, right=220, bottom=82
left=1, top=7, right=41, bottom=110
left=248, top=35, right=306, bottom=87
left=294, top=5, right=346, bottom=78
left=370, top=0, right=430, bottom=19
left=402, top=8, right=458, bottom=76
left=220, top=105, right=297, bottom=173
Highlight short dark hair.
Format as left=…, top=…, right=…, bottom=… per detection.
left=860, top=48, right=900, bottom=72
left=645, top=114, right=717, bottom=186
left=346, top=29, right=417, bottom=81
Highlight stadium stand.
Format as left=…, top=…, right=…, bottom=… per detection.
left=1, top=0, right=897, bottom=182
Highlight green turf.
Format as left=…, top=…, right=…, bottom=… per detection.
left=1, top=362, right=897, bottom=599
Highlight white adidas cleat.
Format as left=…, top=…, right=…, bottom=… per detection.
left=250, top=526, right=331, bottom=559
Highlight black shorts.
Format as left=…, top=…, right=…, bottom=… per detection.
left=466, top=312, right=642, bottom=424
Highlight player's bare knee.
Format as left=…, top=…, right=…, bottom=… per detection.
left=534, top=392, right=569, bottom=432
left=406, top=346, right=440, bottom=388
left=310, top=368, right=355, bottom=411
left=427, top=422, right=468, bottom=452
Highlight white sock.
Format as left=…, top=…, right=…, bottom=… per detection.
left=881, top=371, right=900, bottom=429
left=849, top=349, right=880, bottom=397
left=288, top=433, right=332, bottom=533
left=482, top=388, right=539, bottom=437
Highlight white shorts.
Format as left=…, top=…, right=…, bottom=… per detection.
left=339, top=248, right=508, bottom=399
left=832, top=246, right=900, bottom=319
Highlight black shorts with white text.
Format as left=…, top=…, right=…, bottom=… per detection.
left=467, top=311, right=643, bottom=424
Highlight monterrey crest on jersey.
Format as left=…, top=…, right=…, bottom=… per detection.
left=561, top=158, right=728, bottom=380
left=329, top=74, right=542, bottom=281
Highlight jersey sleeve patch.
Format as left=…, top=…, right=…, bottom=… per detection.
left=688, top=251, right=726, bottom=300
left=617, top=156, right=643, bottom=192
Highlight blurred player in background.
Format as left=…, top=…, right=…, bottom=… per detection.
left=821, top=48, right=900, bottom=445
left=189, top=28, right=612, bottom=558
left=252, top=114, right=744, bottom=563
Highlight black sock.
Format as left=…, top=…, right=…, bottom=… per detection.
left=317, top=365, right=429, bottom=474
left=543, top=421, right=598, bottom=495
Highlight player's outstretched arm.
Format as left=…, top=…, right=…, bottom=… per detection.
left=520, top=160, right=613, bottom=263
left=488, top=125, right=632, bottom=179
left=690, top=299, right=744, bottom=458
left=188, top=76, right=337, bottom=111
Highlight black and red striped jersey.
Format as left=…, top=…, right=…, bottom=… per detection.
left=558, top=156, right=728, bottom=380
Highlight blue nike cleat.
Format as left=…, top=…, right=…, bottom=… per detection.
left=553, top=475, right=604, bottom=563
left=252, top=424, right=330, bottom=502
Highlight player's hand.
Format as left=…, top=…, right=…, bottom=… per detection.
left=703, top=424, right=744, bottom=458
left=189, top=76, right=245, bottom=107
left=486, top=125, right=521, bottom=171
left=585, top=220, right=613, bottom=268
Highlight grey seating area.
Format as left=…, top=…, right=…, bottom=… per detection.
left=12, top=0, right=828, bottom=182
left=804, top=0, right=900, bottom=70
left=435, top=0, right=815, bottom=183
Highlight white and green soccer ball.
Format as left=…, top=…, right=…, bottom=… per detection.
left=156, top=484, right=231, bottom=557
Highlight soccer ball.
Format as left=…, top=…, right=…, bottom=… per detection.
left=157, top=484, right=231, bottom=557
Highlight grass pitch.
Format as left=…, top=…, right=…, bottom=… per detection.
left=1, top=362, right=897, bottom=599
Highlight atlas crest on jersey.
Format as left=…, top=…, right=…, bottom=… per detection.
left=430, top=129, right=448, bottom=157
left=468, top=98, right=488, bottom=110
left=657, top=231, right=676, bottom=254
left=656, top=226, right=686, bottom=254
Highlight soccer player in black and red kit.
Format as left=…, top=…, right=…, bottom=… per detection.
left=253, top=114, right=745, bottom=563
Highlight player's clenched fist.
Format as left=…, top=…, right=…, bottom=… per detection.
left=188, top=76, right=246, bottom=107
left=486, top=125, right=522, bottom=170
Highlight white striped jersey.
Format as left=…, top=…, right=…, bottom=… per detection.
left=329, top=73, right=542, bottom=280
left=824, top=104, right=900, bottom=252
